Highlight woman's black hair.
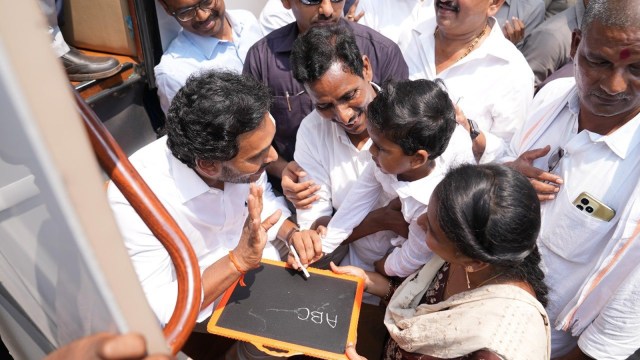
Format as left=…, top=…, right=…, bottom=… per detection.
left=433, top=163, right=548, bottom=306
left=367, top=79, right=456, bottom=160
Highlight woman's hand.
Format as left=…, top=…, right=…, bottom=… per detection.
left=345, top=343, right=367, bottom=360
left=330, top=262, right=370, bottom=289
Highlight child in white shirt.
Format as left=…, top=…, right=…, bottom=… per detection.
left=295, top=79, right=474, bottom=277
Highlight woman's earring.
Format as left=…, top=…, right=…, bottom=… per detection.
left=465, top=266, right=473, bottom=289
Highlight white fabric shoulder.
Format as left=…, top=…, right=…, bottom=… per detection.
left=385, top=257, right=551, bottom=359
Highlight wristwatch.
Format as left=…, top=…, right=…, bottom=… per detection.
left=467, top=118, right=480, bottom=140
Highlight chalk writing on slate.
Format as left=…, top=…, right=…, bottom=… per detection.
left=208, top=260, right=363, bottom=359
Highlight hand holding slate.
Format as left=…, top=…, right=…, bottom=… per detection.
left=233, top=183, right=282, bottom=271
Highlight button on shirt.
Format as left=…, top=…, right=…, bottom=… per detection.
left=154, top=10, right=263, bottom=114
left=321, top=125, right=474, bottom=277
left=107, top=136, right=290, bottom=325
left=243, top=18, right=409, bottom=162
left=507, top=78, right=640, bottom=357
left=355, top=0, right=435, bottom=52
left=404, top=17, right=534, bottom=164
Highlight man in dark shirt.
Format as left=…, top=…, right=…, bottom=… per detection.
left=243, top=0, right=408, bottom=183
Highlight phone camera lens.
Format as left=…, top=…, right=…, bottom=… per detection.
left=581, top=198, right=589, bottom=205
left=586, top=206, right=594, bottom=213
left=576, top=205, right=584, bottom=211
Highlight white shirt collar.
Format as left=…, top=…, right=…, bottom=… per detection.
left=166, top=139, right=212, bottom=203
left=413, top=17, right=514, bottom=66
left=567, top=91, right=640, bottom=160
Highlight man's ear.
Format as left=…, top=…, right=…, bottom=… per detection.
left=411, top=149, right=430, bottom=168
left=195, top=158, right=221, bottom=178
left=362, top=55, right=373, bottom=82
left=281, top=0, right=292, bottom=10
left=570, top=29, right=582, bottom=60
left=487, top=0, right=506, bottom=17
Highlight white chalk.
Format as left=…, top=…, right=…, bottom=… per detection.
left=289, top=244, right=311, bottom=279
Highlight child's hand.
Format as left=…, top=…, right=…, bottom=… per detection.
left=330, top=262, right=370, bottom=289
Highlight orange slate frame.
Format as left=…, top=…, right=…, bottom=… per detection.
left=207, top=259, right=364, bottom=360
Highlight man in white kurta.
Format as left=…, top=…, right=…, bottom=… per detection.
left=507, top=77, right=640, bottom=358
left=108, top=70, right=293, bottom=326
left=108, top=137, right=290, bottom=325
left=404, top=16, right=534, bottom=163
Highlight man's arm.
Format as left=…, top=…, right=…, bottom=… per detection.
left=44, top=333, right=172, bottom=360
left=573, top=265, right=640, bottom=360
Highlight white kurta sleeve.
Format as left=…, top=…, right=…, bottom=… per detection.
left=578, top=265, right=640, bottom=360
left=294, top=118, right=334, bottom=230
left=384, top=219, right=434, bottom=278
left=107, top=184, right=208, bottom=325
left=322, top=163, right=382, bottom=254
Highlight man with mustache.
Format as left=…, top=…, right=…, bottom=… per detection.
left=243, top=0, right=408, bottom=188
left=107, top=71, right=299, bottom=357
left=507, top=0, right=640, bottom=357
left=154, top=0, right=263, bottom=114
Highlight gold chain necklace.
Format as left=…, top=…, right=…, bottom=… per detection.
left=434, top=24, right=489, bottom=63
left=445, top=264, right=504, bottom=299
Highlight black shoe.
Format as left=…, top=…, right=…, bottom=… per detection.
left=61, top=47, right=122, bottom=81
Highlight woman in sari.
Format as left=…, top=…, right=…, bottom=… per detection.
left=335, top=164, right=550, bottom=360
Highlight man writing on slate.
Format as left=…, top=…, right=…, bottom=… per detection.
left=107, top=70, right=299, bottom=351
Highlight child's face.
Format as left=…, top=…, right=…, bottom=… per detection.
left=368, top=125, right=415, bottom=177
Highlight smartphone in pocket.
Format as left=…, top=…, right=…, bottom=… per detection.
left=572, top=192, right=616, bottom=222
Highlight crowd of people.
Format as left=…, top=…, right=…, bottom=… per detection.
left=84, top=0, right=640, bottom=359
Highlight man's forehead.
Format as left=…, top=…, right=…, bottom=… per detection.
left=583, top=22, right=640, bottom=53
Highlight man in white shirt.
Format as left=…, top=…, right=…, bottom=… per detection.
left=354, top=0, right=435, bottom=52
left=404, top=0, right=534, bottom=164
left=506, top=0, right=640, bottom=357
left=284, top=24, right=472, bottom=273
left=154, top=0, right=263, bottom=113
left=108, top=70, right=296, bottom=328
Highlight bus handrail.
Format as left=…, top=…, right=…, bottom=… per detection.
left=75, top=91, right=201, bottom=354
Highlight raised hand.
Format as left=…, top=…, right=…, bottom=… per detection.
left=345, top=0, right=365, bottom=22
left=233, top=183, right=282, bottom=271
left=503, top=17, right=526, bottom=44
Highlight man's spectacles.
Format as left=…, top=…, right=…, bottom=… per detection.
left=164, top=0, right=217, bottom=22
left=299, top=0, right=344, bottom=5
left=547, top=147, right=565, bottom=173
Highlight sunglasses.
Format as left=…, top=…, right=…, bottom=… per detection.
left=547, top=147, right=565, bottom=173
left=299, top=0, right=344, bottom=5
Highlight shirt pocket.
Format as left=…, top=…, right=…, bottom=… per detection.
left=539, top=188, right=616, bottom=263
